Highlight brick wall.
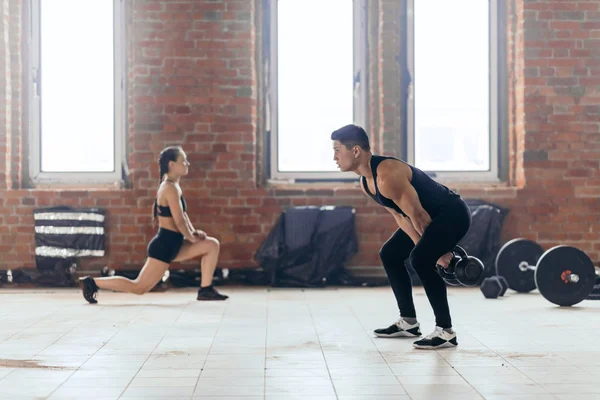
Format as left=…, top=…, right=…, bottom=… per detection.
left=0, top=0, right=599, bottom=272
left=518, top=0, right=600, bottom=250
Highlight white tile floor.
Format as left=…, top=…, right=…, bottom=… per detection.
left=0, top=285, right=599, bottom=400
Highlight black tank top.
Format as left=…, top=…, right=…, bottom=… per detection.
left=361, top=155, right=459, bottom=218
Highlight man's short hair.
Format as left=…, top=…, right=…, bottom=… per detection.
left=331, top=124, right=370, bottom=151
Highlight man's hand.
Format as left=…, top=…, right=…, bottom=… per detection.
left=193, top=229, right=207, bottom=240
left=390, top=211, right=422, bottom=245
left=411, top=214, right=431, bottom=236
left=375, top=161, right=432, bottom=236
left=437, top=252, right=454, bottom=268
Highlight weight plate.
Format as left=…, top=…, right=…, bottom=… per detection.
left=455, top=257, right=484, bottom=287
left=498, top=276, right=509, bottom=296
left=436, top=264, right=460, bottom=286
left=453, top=246, right=468, bottom=259
left=535, top=245, right=596, bottom=307
left=444, top=277, right=461, bottom=287
left=495, top=238, right=544, bottom=293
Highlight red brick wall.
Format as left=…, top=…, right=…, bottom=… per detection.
left=1, top=0, right=599, bottom=272
left=518, top=0, right=600, bottom=252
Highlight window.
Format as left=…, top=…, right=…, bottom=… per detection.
left=29, top=0, right=126, bottom=184
left=406, top=0, right=500, bottom=181
left=268, top=0, right=367, bottom=181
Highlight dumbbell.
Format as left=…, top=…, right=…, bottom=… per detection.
left=436, top=246, right=485, bottom=287
left=480, top=275, right=509, bottom=299
left=495, top=238, right=598, bottom=307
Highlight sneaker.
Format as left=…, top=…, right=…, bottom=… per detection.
left=79, top=276, right=98, bottom=304
left=374, top=318, right=421, bottom=338
left=197, top=286, right=229, bottom=301
left=413, top=326, right=458, bottom=349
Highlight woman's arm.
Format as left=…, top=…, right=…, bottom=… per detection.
left=164, top=186, right=197, bottom=241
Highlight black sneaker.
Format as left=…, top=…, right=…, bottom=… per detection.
left=79, top=276, right=98, bottom=304
left=413, top=326, right=458, bottom=349
left=374, top=318, right=422, bottom=338
left=197, top=286, right=228, bottom=301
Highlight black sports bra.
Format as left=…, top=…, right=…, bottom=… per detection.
left=156, top=195, right=187, bottom=218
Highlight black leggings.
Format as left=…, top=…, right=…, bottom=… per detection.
left=379, top=198, right=471, bottom=329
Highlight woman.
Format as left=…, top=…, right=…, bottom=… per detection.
left=79, top=146, right=228, bottom=303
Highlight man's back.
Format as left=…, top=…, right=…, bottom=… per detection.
left=362, top=155, right=460, bottom=219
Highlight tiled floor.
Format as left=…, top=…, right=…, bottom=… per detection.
left=0, top=285, right=599, bottom=400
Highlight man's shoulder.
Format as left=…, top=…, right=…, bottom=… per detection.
left=376, top=157, right=411, bottom=180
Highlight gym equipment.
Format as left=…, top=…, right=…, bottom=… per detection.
left=495, top=238, right=598, bottom=307
left=0, top=270, right=13, bottom=287
left=498, top=276, right=509, bottom=296
left=436, top=246, right=485, bottom=287
left=480, top=276, right=509, bottom=299
left=589, top=274, right=600, bottom=300
left=480, top=276, right=508, bottom=299
left=495, top=238, right=543, bottom=293
left=34, top=206, right=106, bottom=286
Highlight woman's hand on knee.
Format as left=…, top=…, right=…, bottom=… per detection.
left=185, top=234, right=198, bottom=243
left=193, top=229, right=207, bottom=240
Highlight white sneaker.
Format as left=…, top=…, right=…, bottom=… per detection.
left=413, top=326, right=458, bottom=349
left=373, top=318, right=422, bottom=338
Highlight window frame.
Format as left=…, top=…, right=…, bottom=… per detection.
left=28, top=0, right=126, bottom=185
left=268, top=0, right=368, bottom=182
left=405, top=0, right=500, bottom=182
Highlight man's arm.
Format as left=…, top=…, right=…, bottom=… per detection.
left=384, top=208, right=421, bottom=244
left=359, top=176, right=422, bottom=244
left=361, top=175, right=452, bottom=266
left=377, top=164, right=432, bottom=235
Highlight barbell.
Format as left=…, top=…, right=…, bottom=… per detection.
left=495, top=238, right=598, bottom=307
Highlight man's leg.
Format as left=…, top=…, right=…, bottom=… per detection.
left=408, top=199, right=471, bottom=349
left=374, top=228, right=421, bottom=338
left=409, top=242, right=454, bottom=329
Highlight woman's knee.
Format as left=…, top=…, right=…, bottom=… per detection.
left=205, top=236, right=220, bottom=253
left=132, top=279, right=151, bottom=295
left=133, top=287, right=148, bottom=295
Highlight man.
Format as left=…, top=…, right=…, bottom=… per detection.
left=331, top=124, right=471, bottom=349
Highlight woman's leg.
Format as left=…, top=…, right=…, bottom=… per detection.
left=172, top=236, right=228, bottom=300
left=173, top=237, right=220, bottom=287
left=93, top=258, right=170, bottom=295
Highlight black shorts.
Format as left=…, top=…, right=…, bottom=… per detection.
left=147, top=228, right=184, bottom=263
